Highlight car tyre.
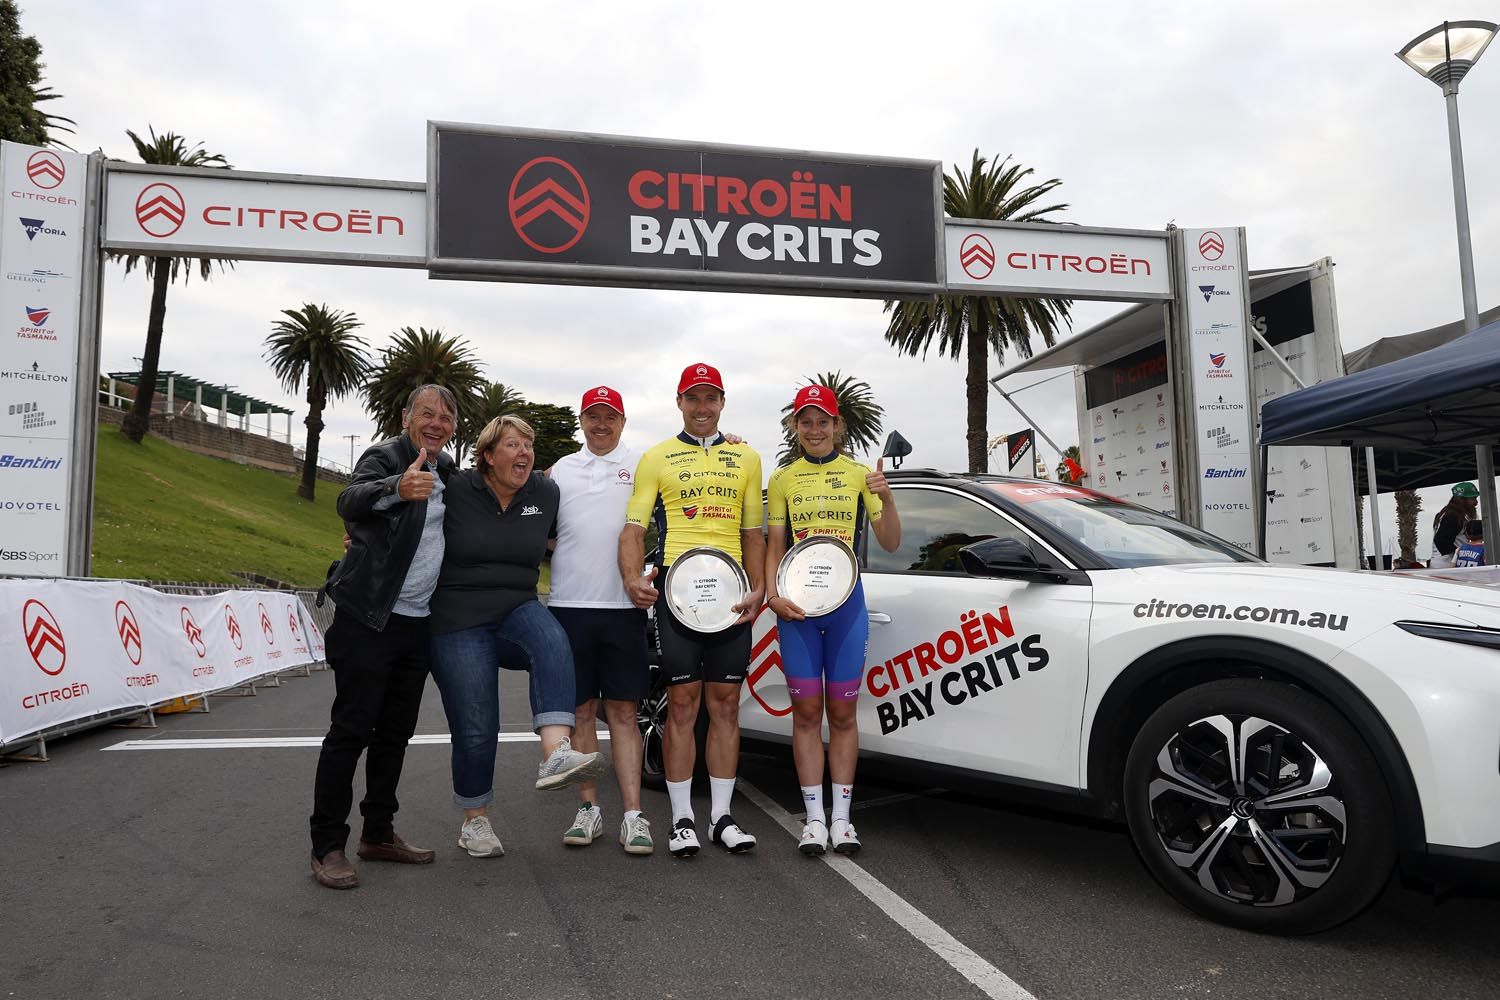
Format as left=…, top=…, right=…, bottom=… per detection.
left=638, top=662, right=709, bottom=790
left=1122, top=678, right=1395, bottom=934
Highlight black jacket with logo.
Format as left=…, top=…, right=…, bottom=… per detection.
left=322, top=434, right=455, bottom=631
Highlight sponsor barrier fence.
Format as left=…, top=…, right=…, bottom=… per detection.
left=1, top=578, right=326, bottom=753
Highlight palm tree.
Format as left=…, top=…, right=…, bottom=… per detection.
left=1395, top=489, right=1422, bottom=566
left=264, top=304, right=371, bottom=501
left=111, top=128, right=232, bottom=443
left=363, top=327, right=486, bottom=457
left=883, top=151, right=1073, bottom=472
left=777, top=371, right=884, bottom=466
left=463, top=381, right=528, bottom=448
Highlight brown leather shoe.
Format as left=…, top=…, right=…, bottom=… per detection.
left=356, top=833, right=435, bottom=865
left=311, top=849, right=359, bottom=889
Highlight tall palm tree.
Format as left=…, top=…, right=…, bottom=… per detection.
left=1395, top=489, right=1422, bottom=566
left=883, top=151, right=1073, bottom=472
left=111, top=128, right=232, bottom=443
left=362, top=327, right=486, bottom=457
left=264, top=304, right=371, bottom=501
left=463, top=380, right=527, bottom=449
left=777, top=371, right=884, bottom=466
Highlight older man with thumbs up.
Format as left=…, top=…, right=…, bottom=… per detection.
left=309, top=384, right=457, bottom=889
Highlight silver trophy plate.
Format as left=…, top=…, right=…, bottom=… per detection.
left=777, top=536, right=859, bottom=617
left=663, top=547, right=751, bottom=633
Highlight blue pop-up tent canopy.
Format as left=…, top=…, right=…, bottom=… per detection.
left=1261, top=316, right=1500, bottom=492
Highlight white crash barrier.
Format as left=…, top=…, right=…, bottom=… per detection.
left=1, top=579, right=325, bottom=747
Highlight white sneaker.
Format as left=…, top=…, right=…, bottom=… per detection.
left=536, top=737, right=606, bottom=791
left=668, top=818, right=700, bottom=858
left=830, top=818, right=861, bottom=855
left=620, top=814, right=654, bottom=855
left=799, top=819, right=829, bottom=856
left=458, top=815, right=505, bottom=858
left=709, top=814, right=757, bottom=853
left=563, top=804, right=603, bottom=846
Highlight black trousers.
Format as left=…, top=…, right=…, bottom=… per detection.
left=309, top=608, right=430, bottom=859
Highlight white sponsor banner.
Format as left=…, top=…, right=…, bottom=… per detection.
left=103, top=167, right=426, bottom=265
left=945, top=222, right=1171, bottom=301
left=1084, top=384, right=1175, bottom=514
left=1253, top=330, right=1337, bottom=564
left=0, top=142, right=85, bottom=578
left=1181, top=227, right=1255, bottom=551
left=0, top=580, right=319, bottom=746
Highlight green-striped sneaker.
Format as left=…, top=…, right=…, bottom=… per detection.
left=563, top=803, right=603, bottom=846
left=620, top=813, right=654, bottom=855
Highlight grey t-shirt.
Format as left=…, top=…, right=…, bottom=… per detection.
left=372, top=464, right=446, bottom=617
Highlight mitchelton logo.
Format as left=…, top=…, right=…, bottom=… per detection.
left=507, top=156, right=591, bottom=254
left=959, top=233, right=995, bottom=280
left=135, top=182, right=186, bottom=239
left=22, top=598, right=66, bottom=675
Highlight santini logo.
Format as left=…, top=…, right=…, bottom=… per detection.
left=1203, top=468, right=1247, bottom=479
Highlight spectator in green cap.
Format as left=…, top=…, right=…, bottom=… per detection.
left=1429, top=482, right=1479, bottom=568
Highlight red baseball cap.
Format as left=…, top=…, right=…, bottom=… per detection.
left=792, top=384, right=839, bottom=418
left=677, top=362, right=724, bottom=395
left=580, top=385, right=624, bottom=416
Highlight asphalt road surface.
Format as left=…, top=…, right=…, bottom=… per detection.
left=3, top=667, right=1498, bottom=1000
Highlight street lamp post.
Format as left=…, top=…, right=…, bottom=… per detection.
left=1398, top=19, right=1499, bottom=542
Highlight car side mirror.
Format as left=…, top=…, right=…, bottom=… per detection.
left=959, top=537, right=1060, bottom=582
left=881, top=430, right=912, bottom=470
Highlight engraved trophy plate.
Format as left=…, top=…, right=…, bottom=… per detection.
left=776, top=536, right=859, bottom=617
left=663, top=547, right=750, bottom=633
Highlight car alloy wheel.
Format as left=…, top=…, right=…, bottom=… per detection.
left=1123, top=679, right=1394, bottom=934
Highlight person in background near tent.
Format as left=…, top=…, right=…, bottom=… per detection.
left=309, top=384, right=456, bottom=890
left=1455, top=519, right=1485, bottom=568
left=763, top=385, right=900, bottom=856
left=1429, top=482, right=1479, bottom=568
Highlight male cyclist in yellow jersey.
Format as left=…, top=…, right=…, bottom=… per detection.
left=619, top=362, right=765, bottom=858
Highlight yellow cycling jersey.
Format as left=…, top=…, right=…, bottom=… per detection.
left=626, top=432, right=764, bottom=566
left=766, top=451, right=883, bottom=549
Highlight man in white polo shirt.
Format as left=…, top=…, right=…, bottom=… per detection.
left=548, top=385, right=654, bottom=855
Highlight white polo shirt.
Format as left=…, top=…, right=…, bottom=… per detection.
left=549, top=442, right=639, bottom=609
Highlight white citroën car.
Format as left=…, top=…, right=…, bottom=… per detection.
left=637, top=470, right=1500, bottom=934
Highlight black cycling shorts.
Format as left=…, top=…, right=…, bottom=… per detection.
left=655, top=591, right=750, bottom=687
left=550, top=606, right=650, bottom=703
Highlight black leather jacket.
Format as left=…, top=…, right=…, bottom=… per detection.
left=321, top=434, right=455, bottom=631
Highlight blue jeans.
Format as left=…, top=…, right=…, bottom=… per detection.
left=429, top=600, right=577, bottom=808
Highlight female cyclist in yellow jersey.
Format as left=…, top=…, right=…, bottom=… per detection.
left=764, top=385, right=900, bottom=855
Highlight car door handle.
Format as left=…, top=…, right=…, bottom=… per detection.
left=867, top=611, right=892, bottom=624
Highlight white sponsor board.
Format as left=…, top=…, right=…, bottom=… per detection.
left=1253, top=329, right=1338, bottom=564
left=104, top=167, right=427, bottom=265
left=0, top=142, right=85, bottom=577
left=1181, top=228, right=1256, bottom=551
left=1084, top=384, right=1175, bottom=515
left=945, top=221, right=1171, bottom=301
left=0, top=580, right=318, bottom=745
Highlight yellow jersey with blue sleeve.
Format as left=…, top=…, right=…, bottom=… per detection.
left=626, top=432, right=764, bottom=566
left=766, top=451, right=883, bottom=550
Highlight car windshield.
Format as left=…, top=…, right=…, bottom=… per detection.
left=983, top=483, right=1256, bottom=567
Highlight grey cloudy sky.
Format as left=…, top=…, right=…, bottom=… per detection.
left=26, top=0, right=1500, bottom=551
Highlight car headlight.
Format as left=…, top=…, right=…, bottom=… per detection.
left=1395, top=621, right=1500, bottom=651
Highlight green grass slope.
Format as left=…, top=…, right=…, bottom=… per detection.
left=91, top=426, right=345, bottom=587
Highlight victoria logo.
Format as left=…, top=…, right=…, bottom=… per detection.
left=22, top=598, right=65, bottom=675
left=135, top=182, right=186, bottom=239
left=959, top=233, right=995, bottom=280
left=19, top=218, right=66, bottom=241
left=181, top=607, right=206, bottom=658
left=225, top=604, right=244, bottom=650
left=508, top=156, right=590, bottom=255
left=1198, top=231, right=1225, bottom=260
left=258, top=603, right=276, bottom=645
left=115, top=600, right=142, bottom=666
left=26, top=151, right=65, bottom=190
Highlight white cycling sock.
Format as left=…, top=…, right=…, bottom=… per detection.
left=832, top=783, right=853, bottom=825
left=709, top=775, right=736, bottom=824
left=801, top=785, right=825, bottom=825
left=667, top=779, right=694, bottom=823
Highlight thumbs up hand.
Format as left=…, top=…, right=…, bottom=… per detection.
left=398, top=447, right=435, bottom=501
left=867, top=457, right=891, bottom=500
left=626, top=564, right=659, bottom=609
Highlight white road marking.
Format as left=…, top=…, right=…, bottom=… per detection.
left=103, top=732, right=609, bottom=751
left=737, top=779, right=1036, bottom=1000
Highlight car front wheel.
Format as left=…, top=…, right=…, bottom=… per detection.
left=1122, top=678, right=1395, bottom=934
